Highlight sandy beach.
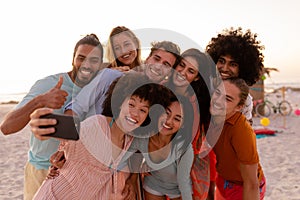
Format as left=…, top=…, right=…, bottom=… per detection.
left=0, top=89, right=300, bottom=199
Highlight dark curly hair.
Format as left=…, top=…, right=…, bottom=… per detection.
left=206, top=27, right=264, bottom=86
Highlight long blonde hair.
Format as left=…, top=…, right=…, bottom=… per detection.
left=106, top=26, right=142, bottom=69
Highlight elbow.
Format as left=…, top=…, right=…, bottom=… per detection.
left=0, top=122, right=15, bottom=135
left=0, top=123, right=10, bottom=135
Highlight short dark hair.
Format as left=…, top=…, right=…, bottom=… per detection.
left=73, top=33, right=104, bottom=63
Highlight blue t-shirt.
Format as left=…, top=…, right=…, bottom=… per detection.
left=64, top=68, right=123, bottom=120
left=16, top=72, right=81, bottom=170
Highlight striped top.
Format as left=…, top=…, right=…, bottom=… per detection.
left=33, top=115, right=133, bottom=200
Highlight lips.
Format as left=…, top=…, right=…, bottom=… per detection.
left=121, top=53, right=130, bottom=59
left=120, top=50, right=135, bottom=60
left=79, top=68, right=93, bottom=76
left=219, top=71, right=232, bottom=79
left=176, top=73, right=186, bottom=81
left=162, top=122, right=171, bottom=130
left=212, top=102, right=222, bottom=110
left=150, top=67, right=160, bottom=76
left=125, top=116, right=137, bottom=125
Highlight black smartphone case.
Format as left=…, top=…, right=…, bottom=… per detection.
left=40, top=113, right=80, bottom=140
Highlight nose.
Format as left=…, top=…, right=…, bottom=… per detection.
left=81, top=59, right=92, bottom=68
left=130, top=108, right=138, bottom=118
left=165, top=115, right=172, bottom=126
left=221, top=62, right=230, bottom=71
left=178, top=67, right=187, bottom=76
left=120, top=46, right=128, bottom=54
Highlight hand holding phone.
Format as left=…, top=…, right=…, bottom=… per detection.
left=39, top=113, right=80, bottom=140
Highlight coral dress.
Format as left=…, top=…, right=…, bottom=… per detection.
left=33, top=115, right=133, bottom=200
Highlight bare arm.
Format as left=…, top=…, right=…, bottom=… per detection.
left=122, top=173, right=138, bottom=200
left=240, top=163, right=259, bottom=200
left=0, top=76, right=68, bottom=135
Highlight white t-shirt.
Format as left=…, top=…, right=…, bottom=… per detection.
left=241, top=94, right=253, bottom=120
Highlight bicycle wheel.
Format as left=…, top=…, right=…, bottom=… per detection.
left=279, top=100, right=292, bottom=116
left=255, top=102, right=271, bottom=117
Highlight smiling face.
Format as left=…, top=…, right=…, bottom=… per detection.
left=216, top=55, right=239, bottom=80
left=144, top=49, right=177, bottom=83
left=158, top=101, right=183, bottom=137
left=111, top=33, right=138, bottom=66
left=117, top=95, right=150, bottom=133
left=173, top=56, right=200, bottom=88
left=210, top=80, right=243, bottom=120
left=72, top=44, right=102, bottom=87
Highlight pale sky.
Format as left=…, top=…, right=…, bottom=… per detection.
left=1, top=0, right=300, bottom=94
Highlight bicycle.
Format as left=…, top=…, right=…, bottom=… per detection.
left=255, top=95, right=292, bottom=117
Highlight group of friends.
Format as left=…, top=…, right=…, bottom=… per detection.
left=1, top=26, right=266, bottom=200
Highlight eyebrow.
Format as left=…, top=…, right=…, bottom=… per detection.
left=129, top=97, right=150, bottom=108
left=175, top=114, right=183, bottom=119
left=219, top=56, right=236, bottom=62
left=225, top=94, right=234, bottom=101
left=166, top=107, right=182, bottom=119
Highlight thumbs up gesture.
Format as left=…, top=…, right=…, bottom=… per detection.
left=39, top=76, right=68, bottom=109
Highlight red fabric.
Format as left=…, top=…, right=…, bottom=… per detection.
left=254, top=129, right=275, bottom=135
left=191, top=130, right=210, bottom=200
left=191, top=155, right=210, bottom=200
left=209, top=151, right=217, bottom=181
left=215, top=175, right=266, bottom=200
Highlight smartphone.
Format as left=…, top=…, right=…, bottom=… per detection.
left=39, top=113, right=80, bottom=140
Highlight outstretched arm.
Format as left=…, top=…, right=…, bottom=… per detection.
left=29, top=107, right=57, bottom=140
left=0, top=76, right=67, bottom=135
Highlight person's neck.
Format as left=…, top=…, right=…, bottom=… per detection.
left=68, top=71, right=83, bottom=87
left=151, top=133, right=171, bottom=149
left=174, top=85, right=188, bottom=96
left=68, top=71, right=75, bottom=83
left=212, top=111, right=236, bottom=125
left=212, top=115, right=225, bottom=125
left=109, top=118, right=125, bottom=147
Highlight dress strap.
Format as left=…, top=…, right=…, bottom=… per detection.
left=109, top=118, right=115, bottom=127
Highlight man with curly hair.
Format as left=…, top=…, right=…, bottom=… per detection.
left=205, top=27, right=265, bottom=200
left=206, top=27, right=264, bottom=123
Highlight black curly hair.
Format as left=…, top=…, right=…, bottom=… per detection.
left=206, top=27, right=264, bottom=86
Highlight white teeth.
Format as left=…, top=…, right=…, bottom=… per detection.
left=150, top=68, right=160, bottom=76
left=220, top=73, right=230, bottom=78
left=213, top=103, right=222, bottom=110
left=163, top=123, right=171, bottom=129
left=125, top=116, right=137, bottom=125
left=122, top=54, right=130, bottom=59
left=177, top=73, right=185, bottom=81
left=80, top=70, right=91, bottom=75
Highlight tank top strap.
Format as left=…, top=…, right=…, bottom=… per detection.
left=109, top=118, right=115, bottom=127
